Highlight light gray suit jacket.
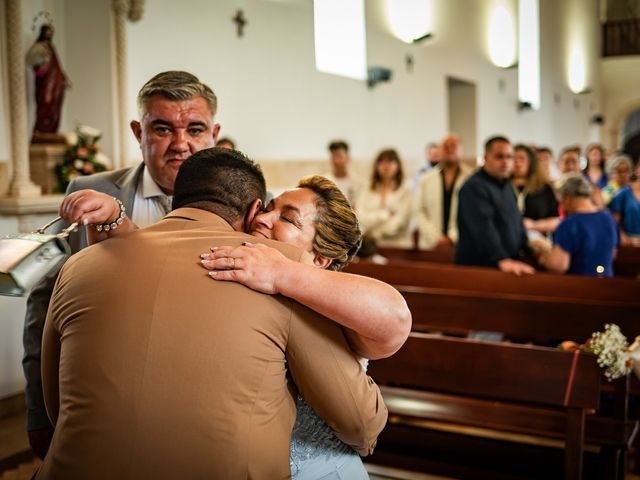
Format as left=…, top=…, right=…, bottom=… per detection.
left=23, top=163, right=145, bottom=431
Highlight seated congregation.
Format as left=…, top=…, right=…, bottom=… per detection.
left=347, top=133, right=640, bottom=279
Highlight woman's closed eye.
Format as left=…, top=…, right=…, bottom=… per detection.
left=281, top=215, right=302, bottom=228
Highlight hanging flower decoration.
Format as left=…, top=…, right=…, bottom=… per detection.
left=560, top=324, right=632, bottom=381
left=55, top=125, right=110, bottom=193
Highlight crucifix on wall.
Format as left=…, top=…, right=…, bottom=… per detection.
left=233, top=10, right=247, bottom=37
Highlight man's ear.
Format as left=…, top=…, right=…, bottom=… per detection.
left=243, top=198, right=263, bottom=233
left=312, top=252, right=333, bottom=270
left=130, top=120, right=142, bottom=144
left=212, top=123, right=221, bottom=145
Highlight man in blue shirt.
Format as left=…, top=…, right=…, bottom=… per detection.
left=455, top=136, right=535, bottom=275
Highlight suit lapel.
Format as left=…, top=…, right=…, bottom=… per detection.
left=114, top=163, right=145, bottom=212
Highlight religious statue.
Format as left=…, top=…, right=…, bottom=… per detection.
left=26, top=24, right=69, bottom=142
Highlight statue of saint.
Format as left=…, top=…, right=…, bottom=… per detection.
left=26, top=24, right=70, bottom=142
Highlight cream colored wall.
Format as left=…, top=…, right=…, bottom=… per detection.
left=0, top=0, right=605, bottom=185
left=601, top=56, right=640, bottom=151
left=121, top=0, right=603, bottom=186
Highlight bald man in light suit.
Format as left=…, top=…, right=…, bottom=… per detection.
left=38, top=148, right=387, bottom=480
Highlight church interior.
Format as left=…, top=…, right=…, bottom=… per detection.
left=1, top=0, right=640, bottom=478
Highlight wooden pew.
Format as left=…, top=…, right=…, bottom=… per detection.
left=616, top=246, right=640, bottom=279
left=368, top=333, right=603, bottom=480
left=374, top=245, right=640, bottom=279
left=347, top=260, right=639, bottom=477
left=345, top=260, right=640, bottom=344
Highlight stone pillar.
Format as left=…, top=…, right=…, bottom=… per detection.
left=111, top=0, right=144, bottom=168
left=112, top=0, right=129, bottom=169
left=5, top=0, right=41, bottom=198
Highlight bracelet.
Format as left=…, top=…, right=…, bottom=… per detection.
left=93, top=198, right=126, bottom=232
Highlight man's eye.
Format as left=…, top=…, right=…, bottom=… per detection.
left=188, top=128, right=205, bottom=136
left=281, top=216, right=294, bottom=224
left=154, top=127, right=171, bottom=135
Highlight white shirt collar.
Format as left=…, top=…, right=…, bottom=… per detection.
left=140, top=166, right=168, bottom=199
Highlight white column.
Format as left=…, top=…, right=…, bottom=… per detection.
left=112, top=0, right=129, bottom=169
left=5, top=0, right=41, bottom=198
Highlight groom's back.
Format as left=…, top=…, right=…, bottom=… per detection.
left=39, top=210, right=304, bottom=480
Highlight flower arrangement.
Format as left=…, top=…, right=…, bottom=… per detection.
left=560, top=324, right=633, bottom=380
left=586, top=324, right=632, bottom=380
left=55, top=125, right=110, bottom=193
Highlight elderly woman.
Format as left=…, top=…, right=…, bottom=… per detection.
left=356, top=148, right=413, bottom=248
left=537, top=175, right=618, bottom=277
left=60, top=175, right=410, bottom=479
left=608, top=159, right=640, bottom=246
left=602, top=154, right=634, bottom=205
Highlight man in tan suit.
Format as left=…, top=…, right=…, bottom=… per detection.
left=38, top=148, right=387, bottom=479
left=416, top=134, right=471, bottom=249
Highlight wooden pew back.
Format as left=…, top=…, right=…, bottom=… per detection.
left=368, top=333, right=602, bottom=479
left=371, top=333, right=600, bottom=408
left=346, top=260, right=640, bottom=344
left=375, top=246, right=640, bottom=279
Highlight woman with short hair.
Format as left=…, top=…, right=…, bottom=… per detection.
left=537, top=174, right=618, bottom=277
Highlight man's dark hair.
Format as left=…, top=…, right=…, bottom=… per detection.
left=216, top=137, right=236, bottom=149
left=561, top=145, right=581, bottom=156
left=328, top=140, right=349, bottom=153
left=137, top=70, right=217, bottom=117
left=172, top=147, right=266, bottom=225
left=536, top=146, right=552, bottom=155
left=484, top=135, right=510, bottom=154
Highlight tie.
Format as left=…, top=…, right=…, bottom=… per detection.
left=158, top=195, right=173, bottom=215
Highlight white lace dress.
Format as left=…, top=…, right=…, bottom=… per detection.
left=289, top=361, right=369, bottom=479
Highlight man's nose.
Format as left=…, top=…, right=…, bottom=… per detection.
left=170, top=130, right=189, bottom=153
left=257, top=211, right=274, bottom=229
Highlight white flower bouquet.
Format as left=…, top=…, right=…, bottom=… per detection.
left=559, top=324, right=634, bottom=381
left=585, top=324, right=631, bottom=380
left=56, top=125, right=110, bottom=192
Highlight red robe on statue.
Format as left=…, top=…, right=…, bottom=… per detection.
left=31, top=42, right=67, bottom=135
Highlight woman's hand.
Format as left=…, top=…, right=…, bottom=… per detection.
left=60, top=189, right=121, bottom=226
left=200, top=242, right=293, bottom=294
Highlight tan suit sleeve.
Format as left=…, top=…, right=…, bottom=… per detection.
left=41, top=265, right=66, bottom=427
left=286, top=301, right=388, bottom=456
left=416, top=173, right=442, bottom=249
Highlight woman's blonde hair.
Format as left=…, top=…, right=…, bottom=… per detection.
left=514, top=144, right=548, bottom=194
left=297, top=176, right=362, bottom=271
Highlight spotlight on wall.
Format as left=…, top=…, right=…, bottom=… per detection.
left=386, top=0, right=434, bottom=44
left=367, top=67, right=393, bottom=88
left=568, top=46, right=587, bottom=94
left=488, top=4, right=517, bottom=68
left=518, top=101, right=533, bottom=111
left=412, top=32, right=433, bottom=43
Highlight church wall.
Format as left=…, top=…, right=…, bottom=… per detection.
left=62, top=0, right=116, bottom=165
left=122, top=0, right=602, bottom=180
left=601, top=56, right=640, bottom=150
left=0, top=0, right=606, bottom=187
